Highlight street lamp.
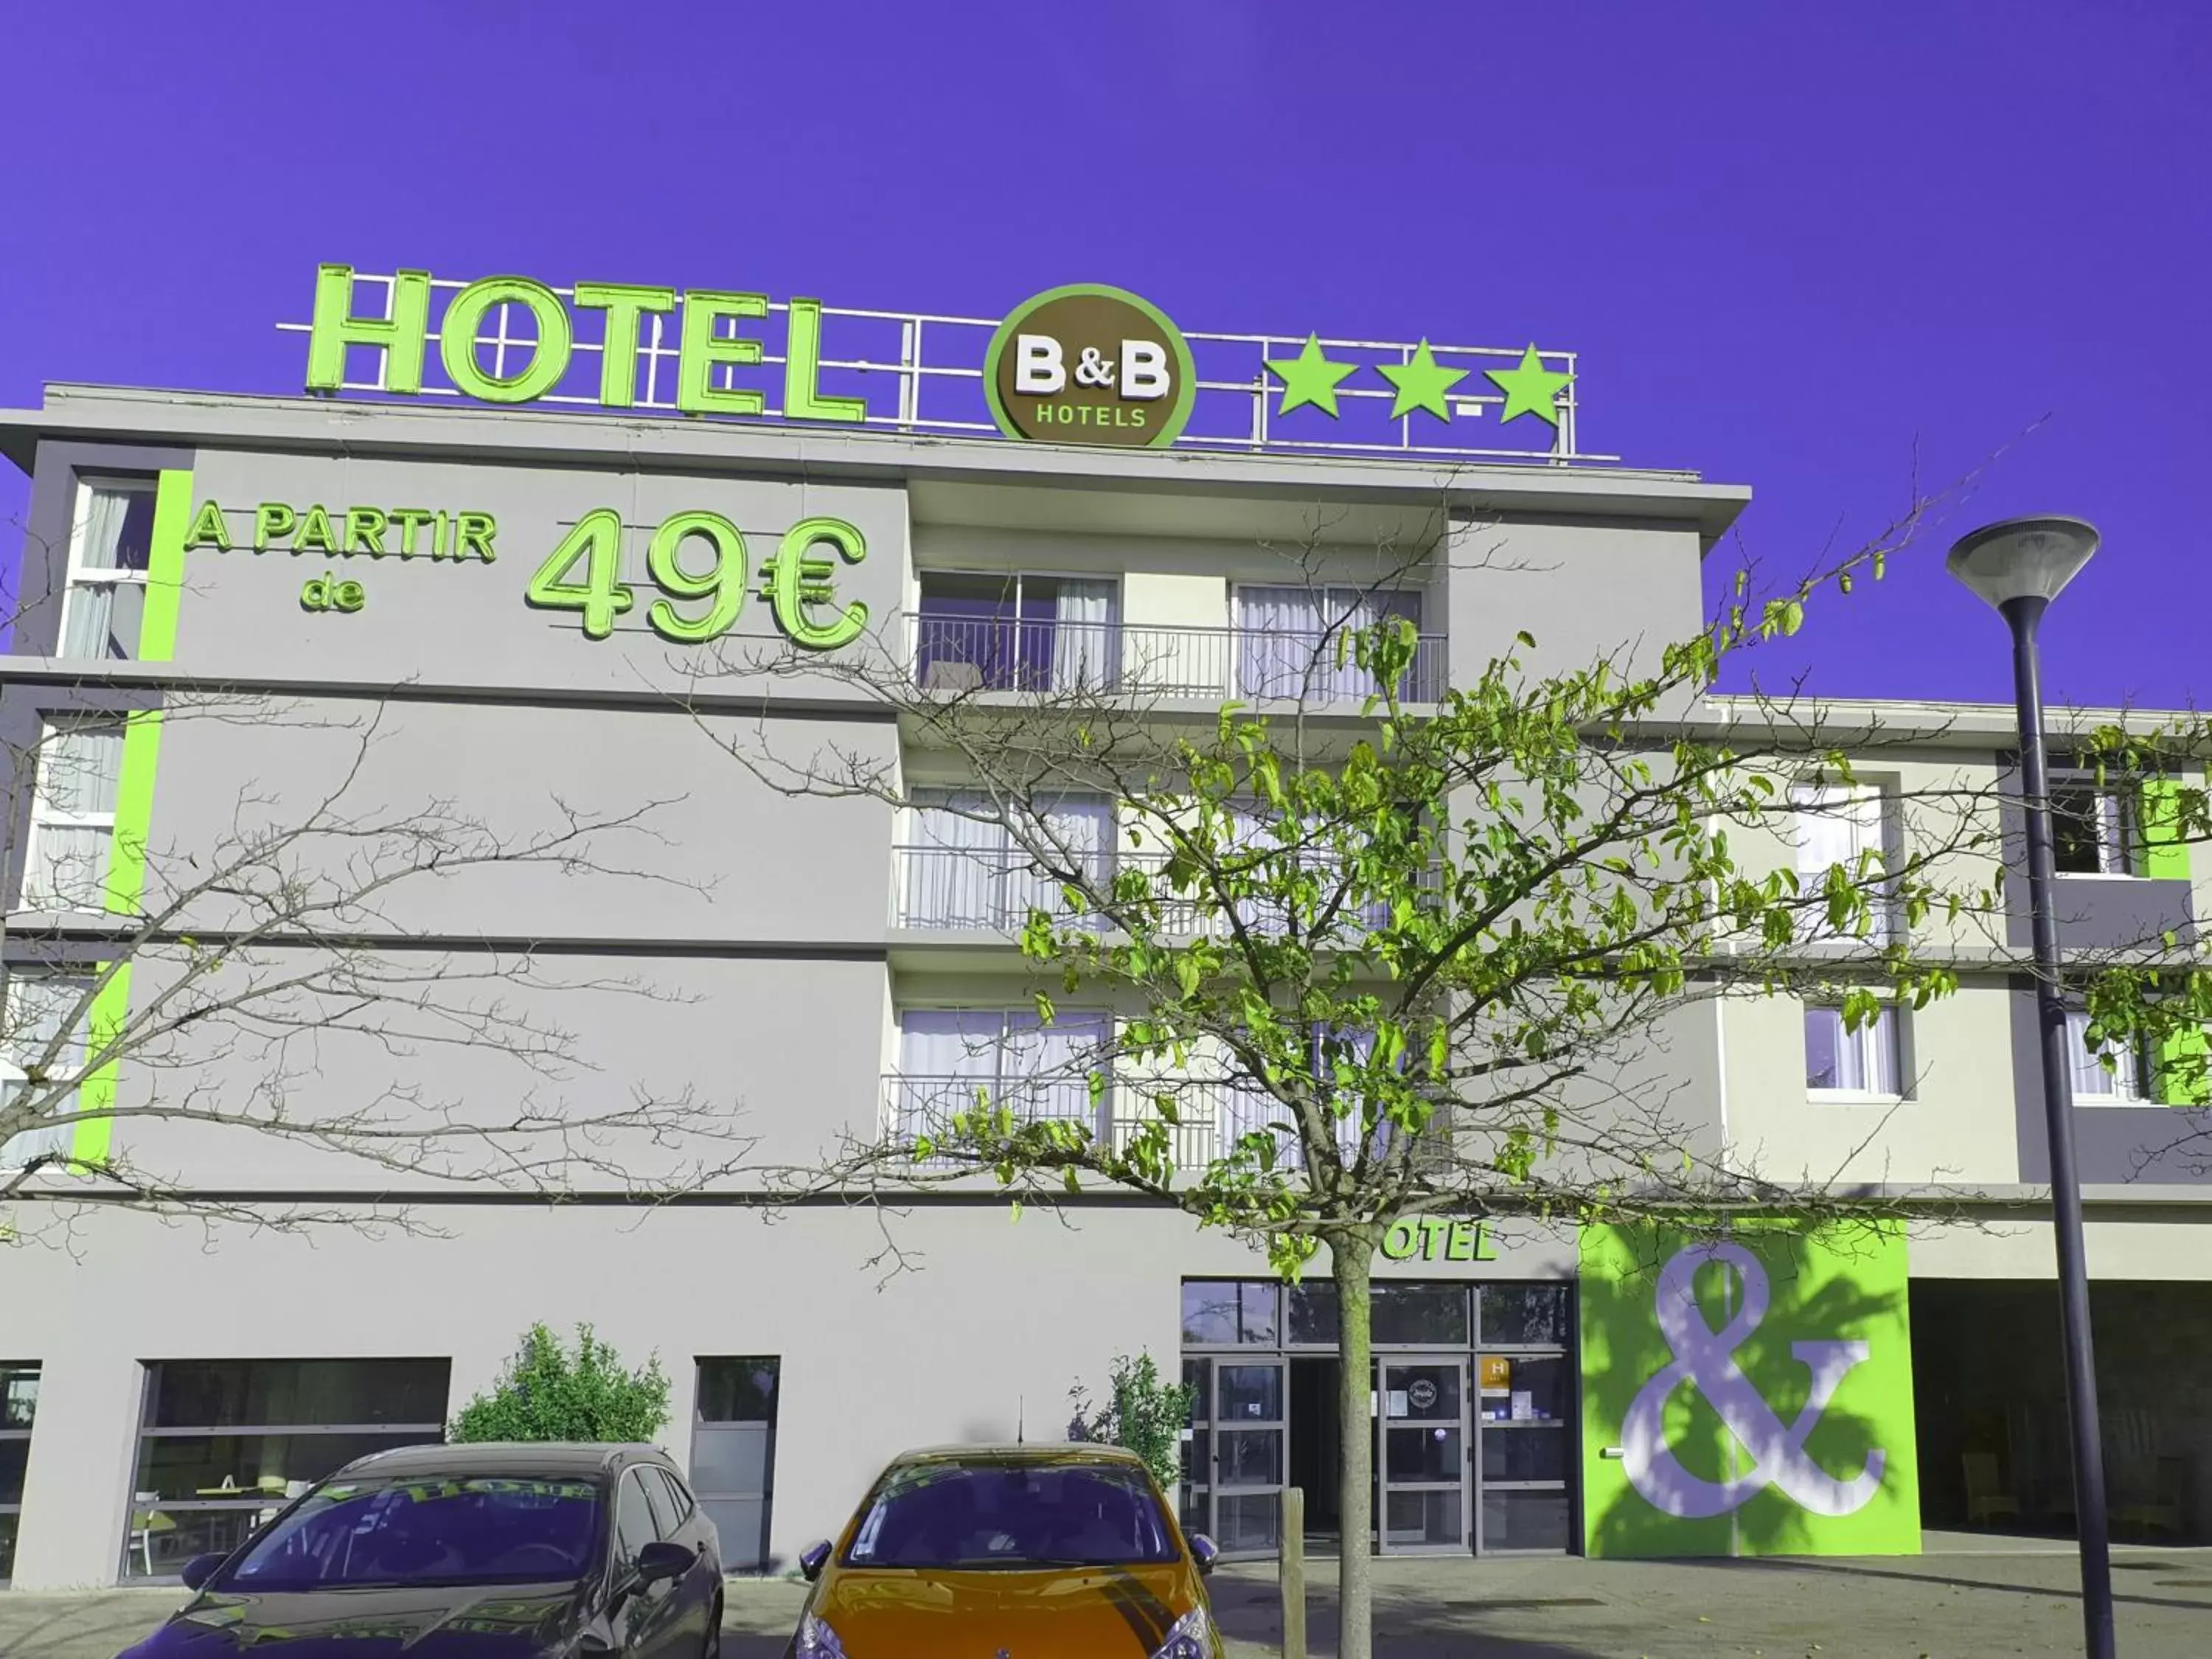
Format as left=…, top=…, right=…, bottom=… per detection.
left=1947, top=515, right=2113, bottom=1659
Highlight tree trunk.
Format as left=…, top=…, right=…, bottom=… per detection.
left=1331, top=1228, right=1378, bottom=1659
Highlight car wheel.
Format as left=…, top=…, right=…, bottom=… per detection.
left=703, top=1593, right=723, bottom=1659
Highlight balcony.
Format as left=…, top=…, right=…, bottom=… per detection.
left=908, top=613, right=1448, bottom=704
left=891, top=843, right=1442, bottom=933
left=880, top=1073, right=1387, bottom=1173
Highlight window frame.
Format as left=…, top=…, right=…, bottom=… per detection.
left=912, top=569, right=1124, bottom=694
left=2047, top=768, right=2145, bottom=879
left=1802, top=1001, right=1909, bottom=1103
left=1788, top=779, right=1902, bottom=943
left=0, top=967, right=97, bottom=1171
left=2062, top=1008, right=2152, bottom=1105
left=1228, top=581, right=1430, bottom=703
left=58, top=476, right=159, bottom=661
left=0, top=1362, right=37, bottom=1586
left=21, top=714, right=128, bottom=914
left=611, top=1467, right=661, bottom=1575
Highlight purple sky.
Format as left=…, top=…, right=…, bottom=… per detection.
left=4, top=1, right=2205, bottom=709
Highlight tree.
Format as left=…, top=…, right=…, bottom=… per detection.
left=679, top=484, right=2212, bottom=1652
left=1066, top=1352, right=1197, bottom=1493
left=450, top=1322, right=672, bottom=1444
left=695, top=505, right=2061, bottom=1657
left=1, top=672, right=757, bottom=1247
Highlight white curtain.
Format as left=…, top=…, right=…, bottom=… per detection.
left=1804, top=1005, right=1899, bottom=1094
left=897, top=1008, right=1001, bottom=1080
left=1008, top=796, right=1111, bottom=925
left=904, top=790, right=1002, bottom=928
left=26, top=723, right=122, bottom=911
left=894, top=1009, right=1002, bottom=1147
left=1, top=974, right=90, bottom=1169
left=1320, top=588, right=1421, bottom=701
left=61, top=489, right=132, bottom=658
left=1792, top=784, right=1891, bottom=941
left=2065, top=1009, right=2140, bottom=1102
left=40, top=723, right=123, bottom=816
left=1236, top=586, right=1422, bottom=701
left=1006, top=1008, right=1110, bottom=1132
left=74, top=488, right=133, bottom=572
left=1050, top=580, right=1118, bottom=692
left=1235, top=587, right=1320, bottom=698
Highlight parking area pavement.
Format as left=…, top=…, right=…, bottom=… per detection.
left=4, top=1537, right=2209, bottom=1659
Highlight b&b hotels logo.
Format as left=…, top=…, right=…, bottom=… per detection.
left=984, top=283, right=1197, bottom=448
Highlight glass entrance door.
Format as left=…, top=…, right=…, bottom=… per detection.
left=1376, top=1356, right=1470, bottom=1553
left=1208, top=1359, right=1286, bottom=1557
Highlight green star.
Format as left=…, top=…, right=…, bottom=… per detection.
left=1375, top=339, right=1469, bottom=422
left=1484, top=344, right=1573, bottom=426
left=1266, top=333, right=1359, bottom=419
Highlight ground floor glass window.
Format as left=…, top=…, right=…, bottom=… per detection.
left=123, top=1358, right=450, bottom=1580
left=1180, top=1278, right=1576, bottom=1557
left=1, top=1363, right=38, bottom=1582
left=691, top=1357, right=779, bottom=1570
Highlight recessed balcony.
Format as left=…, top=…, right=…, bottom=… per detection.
left=908, top=576, right=1446, bottom=704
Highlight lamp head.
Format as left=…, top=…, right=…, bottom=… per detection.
left=1945, top=515, right=2100, bottom=611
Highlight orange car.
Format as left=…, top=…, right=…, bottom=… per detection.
left=787, top=1443, right=1225, bottom=1659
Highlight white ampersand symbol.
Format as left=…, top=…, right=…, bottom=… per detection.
left=1619, top=1242, right=1885, bottom=1518
left=1073, top=347, right=1116, bottom=387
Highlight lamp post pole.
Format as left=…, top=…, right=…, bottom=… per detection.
left=1950, top=515, right=2115, bottom=1658
left=2000, top=593, right=2116, bottom=1659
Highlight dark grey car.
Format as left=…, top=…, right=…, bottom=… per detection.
left=114, top=1441, right=723, bottom=1659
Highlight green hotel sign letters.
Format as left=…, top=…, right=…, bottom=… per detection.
left=303, top=265, right=1574, bottom=449
left=1378, top=1217, right=1496, bottom=1263
left=184, top=496, right=866, bottom=648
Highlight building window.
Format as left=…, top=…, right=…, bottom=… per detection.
left=888, top=1007, right=1110, bottom=1155
left=896, top=790, right=1113, bottom=929
left=124, top=1358, right=449, bottom=1580
left=691, top=1357, right=779, bottom=1570
left=1234, top=585, right=1434, bottom=703
left=58, top=479, right=159, bottom=659
left=21, top=717, right=126, bottom=912
left=2064, top=1009, right=2149, bottom=1105
left=1804, top=1003, right=1904, bottom=1098
left=914, top=571, right=1120, bottom=693
left=1790, top=782, right=1899, bottom=941
left=1181, top=1281, right=1281, bottom=1347
left=0, top=1362, right=37, bottom=1584
left=2049, top=771, right=2141, bottom=876
left=1, top=970, right=95, bottom=1170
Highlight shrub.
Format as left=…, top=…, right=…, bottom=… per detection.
left=449, top=1322, right=672, bottom=1444
left=1066, top=1352, right=1196, bottom=1492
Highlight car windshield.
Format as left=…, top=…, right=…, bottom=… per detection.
left=217, top=1475, right=605, bottom=1590
left=844, top=1459, right=1179, bottom=1568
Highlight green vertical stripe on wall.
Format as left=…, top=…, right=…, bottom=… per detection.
left=139, top=468, right=192, bottom=663
left=73, top=468, right=189, bottom=1164
left=67, top=964, right=133, bottom=1167
left=104, top=710, right=164, bottom=915
left=2140, top=776, right=2190, bottom=883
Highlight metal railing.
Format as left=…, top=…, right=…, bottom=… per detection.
left=883, top=1074, right=1353, bottom=1172
left=282, top=277, right=1625, bottom=467
left=891, top=844, right=1445, bottom=933
left=908, top=614, right=1449, bottom=703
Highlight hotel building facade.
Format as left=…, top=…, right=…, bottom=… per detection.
left=1, top=276, right=2208, bottom=1587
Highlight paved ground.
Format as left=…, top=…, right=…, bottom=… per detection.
left=4, top=1536, right=2208, bottom=1658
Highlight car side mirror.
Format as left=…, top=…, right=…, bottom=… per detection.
left=798, top=1540, right=832, bottom=1582
left=1188, top=1534, right=1220, bottom=1575
left=633, top=1540, right=696, bottom=1587
left=179, top=1554, right=228, bottom=1592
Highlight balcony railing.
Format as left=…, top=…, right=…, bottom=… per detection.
left=908, top=613, right=1448, bottom=703
left=891, top=844, right=1444, bottom=933
left=881, top=1073, right=1394, bottom=1173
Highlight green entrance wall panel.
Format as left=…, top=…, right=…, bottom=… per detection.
left=1578, top=1222, right=1920, bottom=1557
